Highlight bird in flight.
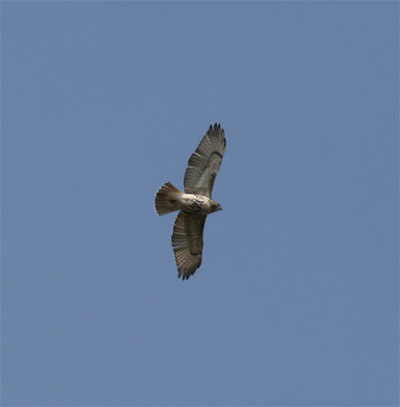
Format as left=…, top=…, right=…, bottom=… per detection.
left=155, top=123, right=226, bottom=280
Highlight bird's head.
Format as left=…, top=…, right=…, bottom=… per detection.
left=210, top=200, right=223, bottom=213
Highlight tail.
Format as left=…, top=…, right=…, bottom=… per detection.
left=155, top=182, right=182, bottom=215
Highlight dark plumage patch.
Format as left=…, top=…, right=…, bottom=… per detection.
left=211, top=151, right=223, bottom=159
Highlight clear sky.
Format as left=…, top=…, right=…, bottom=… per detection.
left=2, top=1, right=398, bottom=406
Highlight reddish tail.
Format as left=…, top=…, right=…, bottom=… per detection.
left=154, top=182, right=182, bottom=215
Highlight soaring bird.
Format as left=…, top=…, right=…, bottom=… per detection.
left=155, top=123, right=226, bottom=280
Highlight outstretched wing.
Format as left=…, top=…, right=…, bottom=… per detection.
left=171, top=211, right=207, bottom=280
left=184, top=123, right=226, bottom=198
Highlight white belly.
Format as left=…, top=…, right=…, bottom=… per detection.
left=179, top=194, right=212, bottom=214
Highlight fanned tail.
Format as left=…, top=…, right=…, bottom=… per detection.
left=154, top=182, right=182, bottom=215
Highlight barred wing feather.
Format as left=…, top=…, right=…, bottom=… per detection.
left=184, top=123, right=226, bottom=198
left=171, top=211, right=207, bottom=280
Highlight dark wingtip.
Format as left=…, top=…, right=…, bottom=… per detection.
left=206, top=123, right=226, bottom=149
left=177, top=269, right=195, bottom=280
left=208, top=123, right=223, bottom=134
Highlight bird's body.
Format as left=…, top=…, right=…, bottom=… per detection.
left=179, top=194, right=221, bottom=215
left=155, top=123, right=226, bottom=280
left=157, top=187, right=221, bottom=215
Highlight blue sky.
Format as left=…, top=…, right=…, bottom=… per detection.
left=2, top=2, right=398, bottom=406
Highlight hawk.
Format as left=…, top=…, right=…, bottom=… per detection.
left=155, top=123, right=226, bottom=280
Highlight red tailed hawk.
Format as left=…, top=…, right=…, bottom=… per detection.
left=155, top=123, right=226, bottom=280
